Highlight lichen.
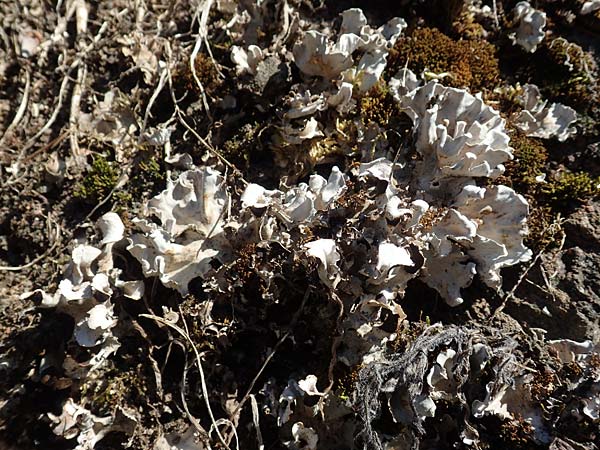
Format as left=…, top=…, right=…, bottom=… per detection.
left=495, top=132, right=560, bottom=252
left=497, top=132, right=599, bottom=250
left=497, top=415, right=536, bottom=449
left=386, top=27, right=500, bottom=92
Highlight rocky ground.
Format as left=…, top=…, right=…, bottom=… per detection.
left=1, top=1, right=599, bottom=449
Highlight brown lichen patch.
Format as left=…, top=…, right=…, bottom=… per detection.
left=530, top=370, right=557, bottom=403
left=386, top=27, right=500, bottom=92
left=336, top=179, right=367, bottom=214
left=418, top=207, right=448, bottom=231
left=560, top=361, right=584, bottom=382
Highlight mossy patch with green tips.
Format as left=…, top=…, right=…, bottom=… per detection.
left=360, top=82, right=403, bottom=129
left=221, top=122, right=262, bottom=171
left=543, top=171, right=600, bottom=206
left=538, top=38, right=598, bottom=113
left=75, top=156, right=120, bottom=203
left=81, top=365, right=150, bottom=415
left=498, top=131, right=600, bottom=251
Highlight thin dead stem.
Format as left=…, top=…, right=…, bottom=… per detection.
left=140, top=313, right=232, bottom=450
left=219, top=288, right=314, bottom=445
left=0, top=68, right=31, bottom=150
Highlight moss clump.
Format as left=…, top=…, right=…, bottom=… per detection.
left=135, top=156, right=166, bottom=197
left=501, top=132, right=548, bottom=192
left=498, top=132, right=600, bottom=250
left=497, top=133, right=561, bottom=252
left=525, top=205, right=561, bottom=252
left=307, top=137, right=342, bottom=164
left=537, top=38, right=598, bottom=112
left=75, top=156, right=120, bottom=202
left=386, top=27, right=500, bottom=92
left=465, top=39, right=502, bottom=93
left=543, top=171, right=600, bottom=206
left=358, top=82, right=412, bottom=155
left=221, top=122, right=262, bottom=170
left=360, top=82, right=403, bottom=128
left=81, top=365, right=149, bottom=415
left=175, top=52, right=221, bottom=98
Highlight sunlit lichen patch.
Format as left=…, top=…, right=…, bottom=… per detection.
left=5, top=2, right=600, bottom=450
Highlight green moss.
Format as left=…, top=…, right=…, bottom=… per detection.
left=137, top=156, right=166, bottom=193
left=81, top=366, right=149, bottom=415
left=543, top=171, right=600, bottom=206
left=386, top=27, right=500, bottom=92
left=75, top=156, right=120, bottom=202
left=221, top=122, right=261, bottom=170
left=497, top=133, right=562, bottom=252
left=498, top=133, right=600, bottom=249
left=501, top=132, right=548, bottom=192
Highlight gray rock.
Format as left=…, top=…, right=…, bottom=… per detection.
left=506, top=201, right=600, bottom=343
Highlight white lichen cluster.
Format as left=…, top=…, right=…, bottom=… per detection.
left=22, top=6, right=589, bottom=449
left=512, top=84, right=578, bottom=142
left=510, top=1, right=547, bottom=53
